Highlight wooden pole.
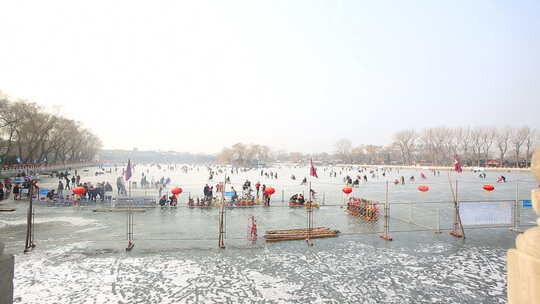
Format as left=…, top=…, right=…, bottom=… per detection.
left=448, top=174, right=465, bottom=238
left=456, top=180, right=465, bottom=238
left=24, top=182, right=35, bottom=253
left=126, top=177, right=134, bottom=251
left=306, top=182, right=313, bottom=246
left=218, top=174, right=226, bottom=249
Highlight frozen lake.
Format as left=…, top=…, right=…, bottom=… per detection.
left=1, top=164, right=538, bottom=303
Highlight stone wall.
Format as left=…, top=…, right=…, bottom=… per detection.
left=0, top=242, right=14, bottom=304
left=507, top=149, right=540, bottom=304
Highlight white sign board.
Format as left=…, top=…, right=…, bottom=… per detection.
left=459, top=201, right=512, bottom=226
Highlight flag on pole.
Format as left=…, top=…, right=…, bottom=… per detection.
left=125, top=159, right=132, bottom=181
left=310, top=159, right=318, bottom=178
left=453, top=154, right=462, bottom=173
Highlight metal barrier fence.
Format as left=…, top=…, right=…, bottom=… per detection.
left=106, top=199, right=536, bottom=248
left=21, top=179, right=538, bottom=251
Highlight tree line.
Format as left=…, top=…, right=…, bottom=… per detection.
left=392, top=126, right=537, bottom=167
left=217, top=143, right=271, bottom=167
left=217, top=126, right=538, bottom=167
left=2, top=90, right=535, bottom=168
left=0, top=91, right=102, bottom=165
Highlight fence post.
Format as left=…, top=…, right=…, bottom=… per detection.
left=379, top=181, right=392, bottom=241
left=510, top=182, right=521, bottom=232
left=322, top=192, right=325, bottom=205
left=281, top=190, right=284, bottom=203
left=449, top=179, right=464, bottom=238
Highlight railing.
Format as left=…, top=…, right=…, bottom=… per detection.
left=0, top=162, right=99, bottom=177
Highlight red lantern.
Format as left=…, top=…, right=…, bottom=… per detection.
left=417, top=185, right=429, bottom=192
left=342, top=186, right=353, bottom=195
left=72, top=186, right=86, bottom=195
left=483, top=184, right=495, bottom=192
left=171, top=187, right=183, bottom=195
left=264, top=187, right=275, bottom=195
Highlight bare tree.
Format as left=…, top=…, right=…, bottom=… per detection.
left=511, top=126, right=530, bottom=167
left=470, top=128, right=484, bottom=166
left=480, top=127, right=497, bottom=165
left=364, top=145, right=382, bottom=164
left=288, top=152, right=304, bottom=163
left=217, top=143, right=273, bottom=166
left=495, top=127, right=512, bottom=166
left=393, top=129, right=417, bottom=165
left=431, top=127, right=453, bottom=165
left=418, top=129, right=435, bottom=165
left=0, top=93, right=101, bottom=164
left=0, top=96, right=22, bottom=161
left=454, top=127, right=472, bottom=165
left=525, top=128, right=537, bottom=165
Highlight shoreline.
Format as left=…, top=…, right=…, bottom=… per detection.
left=336, top=164, right=531, bottom=173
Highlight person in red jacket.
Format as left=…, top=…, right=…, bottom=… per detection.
left=255, top=182, right=261, bottom=198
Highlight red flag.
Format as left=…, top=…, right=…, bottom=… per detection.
left=453, top=154, right=462, bottom=173
left=125, top=159, right=132, bottom=181
left=310, top=159, right=318, bottom=178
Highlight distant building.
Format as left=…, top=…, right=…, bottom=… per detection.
left=485, top=160, right=501, bottom=167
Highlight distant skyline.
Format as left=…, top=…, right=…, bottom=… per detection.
left=1, top=1, right=539, bottom=154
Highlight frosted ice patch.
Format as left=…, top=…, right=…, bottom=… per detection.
left=414, top=242, right=452, bottom=254
left=0, top=216, right=98, bottom=228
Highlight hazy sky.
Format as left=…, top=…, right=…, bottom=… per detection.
left=1, top=1, right=539, bottom=154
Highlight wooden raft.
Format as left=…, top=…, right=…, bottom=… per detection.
left=0, top=208, right=16, bottom=212
left=264, top=227, right=339, bottom=242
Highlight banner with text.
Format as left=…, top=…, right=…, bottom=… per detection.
left=459, top=201, right=512, bottom=226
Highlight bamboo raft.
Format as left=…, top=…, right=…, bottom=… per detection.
left=264, top=227, right=339, bottom=242
left=289, top=201, right=320, bottom=208
left=346, top=197, right=379, bottom=221
left=0, top=208, right=16, bottom=212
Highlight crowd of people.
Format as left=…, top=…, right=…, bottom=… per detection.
left=159, top=194, right=177, bottom=207
left=0, top=177, right=40, bottom=201
left=0, top=163, right=520, bottom=208
left=289, top=193, right=306, bottom=205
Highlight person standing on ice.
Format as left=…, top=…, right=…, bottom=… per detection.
left=255, top=181, right=261, bottom=198
left=57, top=180, right=64, bottom=197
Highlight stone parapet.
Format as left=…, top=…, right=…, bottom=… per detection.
left=507, top=149, right=540, bottom=304
left=0, top=242, right=14, bottom=304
